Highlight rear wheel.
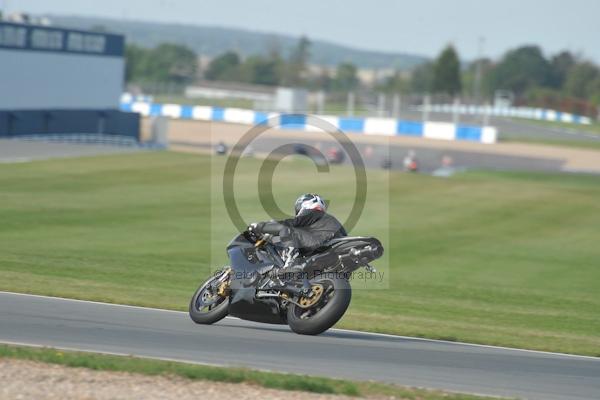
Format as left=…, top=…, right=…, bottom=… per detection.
left=287, top=275, right=351, bottom=335
left=189, top=270, right=230, bottom=325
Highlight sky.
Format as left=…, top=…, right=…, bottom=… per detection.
left=5, top=0, right=600, bottom=62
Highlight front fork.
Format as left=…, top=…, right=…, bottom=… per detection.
left=212, top=267, right=231, bottom=297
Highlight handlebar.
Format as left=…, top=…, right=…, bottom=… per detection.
left=254, top=233, right=272, bottom=248
left=242, top=228, right=272, bottom=248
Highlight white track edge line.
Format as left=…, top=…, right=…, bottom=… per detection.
left=0, top=339, right=248, bottom=370
left=0, top=290, right=187, bottom=314
left=1, top=290, right=598, bottom=361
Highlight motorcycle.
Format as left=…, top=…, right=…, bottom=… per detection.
left=189, top=229, right=384, bottom=335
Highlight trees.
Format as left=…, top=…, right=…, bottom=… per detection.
left=379, top=70, right=409, bottom=94
left=432, top=45, right=462, bottom=95
left=332, top=62, right=359, bottom=92
left=125, top=43, right=197, bottom=84
left=549, top=51, right=576, bottom=89
left=125, top=44, right=148, bottom=83
left=410, top=62, right=434, bottom=93
left=240, top=55, right=283, bottom=86
left=203, top=37, right=311, bottom=87
left=205, top=51, right=284, bottom=86
left=474, top=47, right=600, bottom=109
left=283, top=36, right=311, bottom=86
left=564, top=62, right=600, bottom=99
left=589, top=79, right=600, bottom=105
left=123, top=37, right=600, bottom=111
left=151, top=43, right=197, bottom=84
left=487, top=46, right=552, bottom=96
left=204, top=51, right=241, bottom=81
left=463, top=57, right=494, bottom=98
left=308, top=69, right=333, bottom=92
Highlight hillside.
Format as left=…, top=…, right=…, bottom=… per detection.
left=47, top=15, right=427, bottom=70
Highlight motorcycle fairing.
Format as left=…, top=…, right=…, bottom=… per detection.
left=226, top=234, right=277, bottom=305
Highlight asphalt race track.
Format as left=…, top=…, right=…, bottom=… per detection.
left=1, top=292, right=598, bottom=400
left=252, top=136, right=566, bottom=173
left=171, top=136, right=566, bottom=174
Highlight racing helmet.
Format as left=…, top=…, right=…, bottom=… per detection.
left=294, top=193, right=327, bottom=216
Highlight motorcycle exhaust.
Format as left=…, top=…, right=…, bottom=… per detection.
left=339, top=245, right=381, bottom=269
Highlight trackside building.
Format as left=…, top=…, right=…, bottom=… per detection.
left=0, top=21, right=139, bottom=138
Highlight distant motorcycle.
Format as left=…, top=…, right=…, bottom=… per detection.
left=189, top=229, right=383, bottom=335
left=326, top=146, right=345, bottom=164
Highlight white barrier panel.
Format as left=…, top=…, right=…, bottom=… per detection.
left=482, top=127, right=498, bottom=144
left=192, top=106, right=212, bottom=120
left=561, top=114, right=574, bottom=123
left=223, top=108, right=256, bottom=125
left=131, top=102, right=150, bottom=116
left=304, top=115, right=339, bottom=132
left=161, top=104, right=182, bottom=119
left=424, top=121, right=455, bottom=141
left=364, top=118, right=396, bottom=136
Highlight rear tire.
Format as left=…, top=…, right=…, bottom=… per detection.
left=287, top=275, right=351, bottom=335
left=189, top=273, right=229, bottom=325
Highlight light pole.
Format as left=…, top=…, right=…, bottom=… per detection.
left=422, top=94, right=430, bottom=122
left=473, top=36, right=485, bottom=105
left=377, top=92, right=386, bottom=117
left=392, top=93, right=401, bottom=118
left=346, top=91, right=355, bottom=116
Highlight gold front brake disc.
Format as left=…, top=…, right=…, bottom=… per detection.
left=216, top=268, right=231, bottom=297
left=217, top=281, right=230, bottom=297
left=299, top=284, right=324, bottom=308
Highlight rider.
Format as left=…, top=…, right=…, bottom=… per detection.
left=249, top=193, right=347, bottom=254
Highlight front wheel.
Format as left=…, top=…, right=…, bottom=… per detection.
left=287, top=275, right=351, bottom=335
left=189, top=270, right=230, bottom=325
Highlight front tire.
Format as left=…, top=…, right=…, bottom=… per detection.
left=189, top=272, right=229, bottom=325
left=287, top=275, right=351, bottom=335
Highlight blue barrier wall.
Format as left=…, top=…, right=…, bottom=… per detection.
left=0, top=109, right=140, bottom=140
left=122, top=101, right=498, bottom=144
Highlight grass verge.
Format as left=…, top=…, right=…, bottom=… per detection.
left=0, top=344, right=494, bottom=400
left=513, top=119, right=600, bottom=135
left=500, top=118, right=600, bottom=149
left=500, top=136, right=600, bottom=150
left=1, top=152, right=599, bottom=356
left=152, top=95, right=254, bottom=109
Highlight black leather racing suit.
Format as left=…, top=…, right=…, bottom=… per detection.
left=258, top=210, right=347, bottom=253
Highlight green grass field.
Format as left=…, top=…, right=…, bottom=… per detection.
left=1, top=151, right=599, bottom=356
left=152, top=95, right=255, bottom=109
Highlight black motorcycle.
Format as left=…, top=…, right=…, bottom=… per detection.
left=189, top=229, right=383, bottom=335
